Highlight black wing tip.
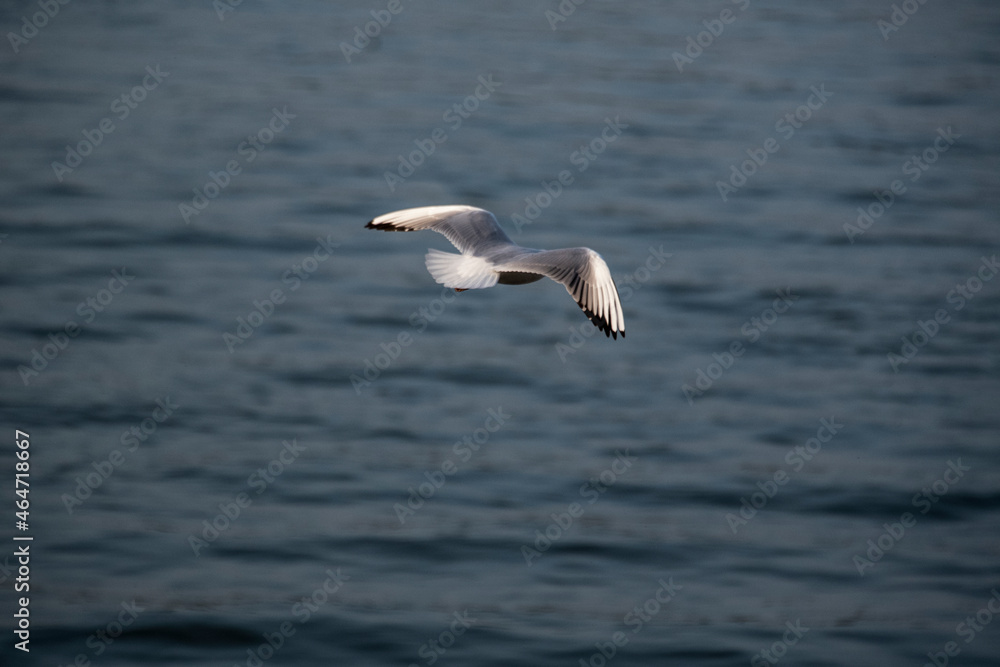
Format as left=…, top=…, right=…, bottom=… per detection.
left=600, top=324, right=624, bottom=340
left=580, top=307, right=624, bottom=340
left=366, top=219, right=413, bottom=232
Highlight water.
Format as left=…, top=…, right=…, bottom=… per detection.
left=1, top=1, right=999, bottom=665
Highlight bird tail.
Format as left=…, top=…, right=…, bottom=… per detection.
left=424, top=249, right=498, bottom=290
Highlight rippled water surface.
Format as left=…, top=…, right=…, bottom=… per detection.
left=1, top=1, right=999, bottom=665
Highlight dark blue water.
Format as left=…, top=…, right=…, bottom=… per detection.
left=1, top=1, right=999, bottom=665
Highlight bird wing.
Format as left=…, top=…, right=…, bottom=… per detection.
left=365, top=205, right=515, bottom=256
left=496, top=248, right=625, bottom=339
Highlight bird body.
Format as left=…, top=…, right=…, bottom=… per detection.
left=365, top=205, right=625, bottom=339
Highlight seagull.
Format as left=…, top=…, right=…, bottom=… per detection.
left=365, top=205, right=625, bottom=338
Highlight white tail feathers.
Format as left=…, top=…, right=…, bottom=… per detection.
left=424, top=249, right=498, bottom=290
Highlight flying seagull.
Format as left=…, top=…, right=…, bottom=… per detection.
left=365, top=205, right=625, bottom=339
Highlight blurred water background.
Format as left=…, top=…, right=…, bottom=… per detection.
left=1, top=1, right=999, bottom=665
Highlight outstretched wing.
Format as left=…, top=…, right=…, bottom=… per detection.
left=365, top=205, right=515, bottom=256
left=496, top=248, right=625, bottom=339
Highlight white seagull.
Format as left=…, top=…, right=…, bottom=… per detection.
left=365, top=205, right=625, bottom=339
